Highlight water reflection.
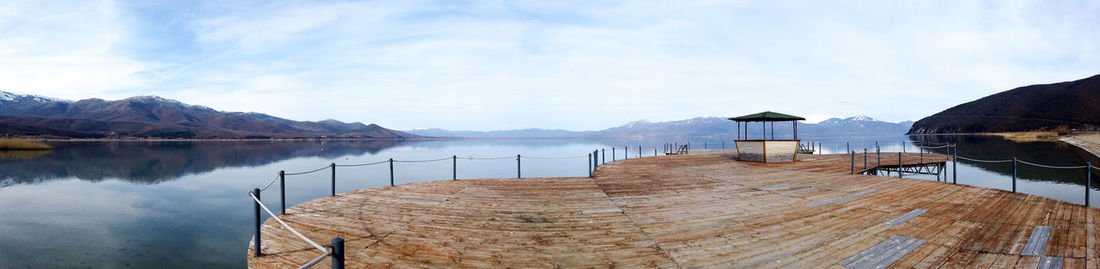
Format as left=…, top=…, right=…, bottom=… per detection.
left=0, top=140, right=402, bottom=186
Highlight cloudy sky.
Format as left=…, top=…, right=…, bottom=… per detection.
left=1, top=1, right=1098, bottom=130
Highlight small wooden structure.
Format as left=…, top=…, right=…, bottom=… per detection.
left=729, top=111, right=805, bottom=162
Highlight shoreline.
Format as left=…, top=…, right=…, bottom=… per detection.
left=1060, top=134, right=1100, bottom=160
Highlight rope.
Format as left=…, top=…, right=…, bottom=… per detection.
left=258, top=174, right=281, bottom=192
left=460, top=156, right=515, bottom=160
left=394, top=157, right=452, bottom=163
left=1017, top=159, right=1087, bottom=170
left=1094, top=165, right=1100, bottom=172
left=334, top=160, right=390, bottom=167
left=248, top=191, right=329, bottom=259
left=914, top=144, right=953, bottom=149
left=956, top=155, right=1014, bottom=163
left=521, top=154, right=589, bottom=159
left=284, top=165, right=331, bottom=176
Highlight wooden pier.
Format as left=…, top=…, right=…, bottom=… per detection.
left=248, top=151, right=1099, bottom=268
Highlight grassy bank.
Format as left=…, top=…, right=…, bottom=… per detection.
left=0, top=138, right=53, bottom=150
left=983, top=131, right=1060, bottom=143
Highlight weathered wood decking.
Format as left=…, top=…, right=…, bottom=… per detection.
left=247, top=151, right=1099, bottom=268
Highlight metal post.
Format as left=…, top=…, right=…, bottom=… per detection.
left=654, top=147, right=657, bottom=156
left=876, top=146, right=881, bottom=167
left=517, top=154, right=521, bottom=178
left=331, top=237, right=345, bottom=269
left=704, top=142, right=707, bottom=149
left=638, top=146, right=641, bottom=157
left=625, top=146, right=628, bottom=159
left=1087, top=162, right=1092, bottom=207
left=897, top=152, right=902, bottom=178
left=863, top=149, right=867, bottom=169
left=588, top=153, right=592, bottom=177
left=389, top=158, right=394, bottom=186
left=330, top=163, right=336, bottom=196
left=846, top=142, right=850, bottom=153
left=722, top=141, right=725, bottom=149
left=279, top=170, right=286, bottom=215
left=252, top=188, right=261, bottom=257
left=612, top=148, right=616, bottom=161
left=952, top=145, right=957, bottom=184
left=920, top=148, right=923, bottom=164
left=602, top=149, right=606, bottom=164
left=453, top=155, right=457, bottom=180
left=1012, top=157, right=1017, bottom=193
left=850, top=151, right=855, bottom=174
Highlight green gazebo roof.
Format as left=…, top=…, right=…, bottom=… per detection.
left=728, top=111, right=805, bottom=122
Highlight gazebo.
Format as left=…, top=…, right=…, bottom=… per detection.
left=729, top=111, right=805, bottom=162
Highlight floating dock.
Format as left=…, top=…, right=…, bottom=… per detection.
left=248, top=151, right=1099, bottom=268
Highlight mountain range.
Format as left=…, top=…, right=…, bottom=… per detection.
left=407, top=116, right=914, bottom=139
left=0, top=91, right=417, bottom=139
left=0, top=91, right=913, bottom=139
left=909, top=74, right=1100, bottom=134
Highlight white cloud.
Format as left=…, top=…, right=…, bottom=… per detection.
left=1, top=1, right=1098, bottom=130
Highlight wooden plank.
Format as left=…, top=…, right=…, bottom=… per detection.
left=806, top=190, right=879, bottom=207
left=884, top=208, right=927, bottom=226
left=1023, top=226, right=1053, bottom=256
left=1037, top=256, right=1064, bottom=269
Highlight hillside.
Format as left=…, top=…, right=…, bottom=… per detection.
left=909, top=74, right=1100, bottom=134
left=407, top=116, right=913, bottom=138
left=0, top=91, right=416, bottom=139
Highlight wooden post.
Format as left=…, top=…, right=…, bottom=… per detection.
left=279, top=170, right=286, bottom=215
left=252, top=188, right=261, bottom=257
left=389, top=158, right=394, bottom=186
left=330, top=163, right=336, bottom=197
left=331, top=237, right=345, bottom=269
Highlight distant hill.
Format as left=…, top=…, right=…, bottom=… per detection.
left=407, top=116, right=913, bottom=138
left=0, top=91, right=417, bottom=139
left=909, top=74, right=1100, bottom=134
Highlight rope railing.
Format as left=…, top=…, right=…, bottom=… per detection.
left=955, top=155, right=1014, bottom=163
left=334, top=160, right=389, bottom=167
left=283, top=165, right=332, bottom=176
left=258, top=174, right=281, bottom=192
left=1016, top=159, right=1088, bottom=170
left=459, top=156, right=515, bottom=160
left=394, top=157, right=452, bottom=163
left=249, top=190, right=331, bottom=269
left=521, top=154, right=589, bottom=159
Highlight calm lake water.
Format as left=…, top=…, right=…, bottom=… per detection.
left=0, top=136, right=1096, bottom=268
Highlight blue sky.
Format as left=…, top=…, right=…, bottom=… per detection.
left=1, top=1, right=1098, bottom=130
